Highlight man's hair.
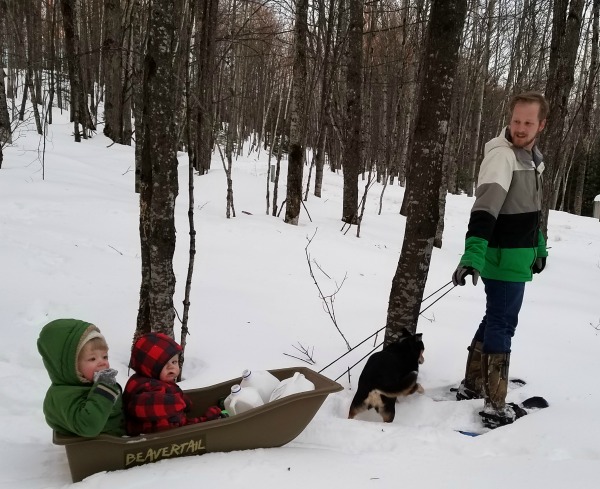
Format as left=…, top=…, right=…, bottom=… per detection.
left=509, top=91, right=549, bottom=121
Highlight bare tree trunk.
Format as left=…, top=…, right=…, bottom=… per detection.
left=398, top=0, right=429, bottom=191
left=0, top=19, right=7, bottom=171
left=497, top=0, right=528, bottom=133
left=136, top=0, right=179, bottom=339
left=25, top=6, right=42, bottom=135
left=341, top=0, right=364, bottom=224
left=574, top=0, right=599, bottom=215
left=314, top=0, right=336, bottom=198
left=466, top=0, right=495, bottom=197
left=272, top=80, right=293, bottom=216
left=540, top=0, right=585, bottom=236
left=180, top=0, right=198, bottom=365
left=60, top=0, right=94, bottom=142
left=285, top=0, right=308, bottom=225
left=102, top=0, right=124, bottom=143
left=47, top=0, right=57, bottom=125
left=195, top=0, right=219, bottom=175
left=266, top=77, right=286, bottom=215
left=399, top=0, right=430, bottom=215
left=445, top=73, right=462, bottom=194
left=219, top=0, right=240, bottom=219
left=0, top=65, right=9, bottom=146
left=121, top=1, right=134, bottom=145
left=132, top=0, right=146, bottom=193
left=385, top=0, right=467, bottom=342
left=0, top=4, right=11, bottom=149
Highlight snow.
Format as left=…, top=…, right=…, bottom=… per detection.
left=1, top=112, right=600, bottom=488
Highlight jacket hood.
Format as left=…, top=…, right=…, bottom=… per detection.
left=485, top=127, right=544, bottom=172
left=37, top=319, right=97, bottom=385
left=129, top=333, right=181, bottom=379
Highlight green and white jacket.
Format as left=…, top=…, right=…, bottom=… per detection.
left=459, top=128, right=548, bottom=282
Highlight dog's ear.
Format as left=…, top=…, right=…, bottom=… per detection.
left=399, top=327, right=411, bottom=337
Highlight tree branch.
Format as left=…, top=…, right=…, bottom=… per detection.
left=305, top=229, right=351, bottom=350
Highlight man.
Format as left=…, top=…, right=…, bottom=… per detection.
left=452, top=91, right=549, bottom=429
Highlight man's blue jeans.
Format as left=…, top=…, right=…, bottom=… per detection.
left=473, top=278, right=525, bottom=353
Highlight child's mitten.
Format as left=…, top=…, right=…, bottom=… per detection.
left=93, top=368, right=118, bottom=386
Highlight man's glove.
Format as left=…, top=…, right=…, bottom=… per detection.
left=452, top=265, right=479, bottom=286
left=93, top=368, right=118, bottom=386
left=532, top=257, right=546, bottom=274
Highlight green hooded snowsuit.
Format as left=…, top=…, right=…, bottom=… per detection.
left=37, top=319, right=125, bottom=437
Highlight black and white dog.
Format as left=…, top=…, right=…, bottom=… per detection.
left=348, top=329, right=424, bottom=423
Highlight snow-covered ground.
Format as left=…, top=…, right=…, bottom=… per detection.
left=1, top=112, right=599, bottom=488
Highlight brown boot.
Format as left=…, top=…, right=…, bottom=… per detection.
left=480, top=353, right=519, bottom=428
left=456, top=340, right=484, bottom=400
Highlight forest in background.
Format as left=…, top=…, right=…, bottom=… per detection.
left=1, top=0, right=598, bottom=214
left=1, top=0, right=599, bottom=343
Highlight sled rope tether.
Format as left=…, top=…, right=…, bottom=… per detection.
left=318, top=281, right=456, bottom=379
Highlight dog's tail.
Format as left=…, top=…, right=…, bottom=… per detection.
left=374, top=371, right=419, bottom=398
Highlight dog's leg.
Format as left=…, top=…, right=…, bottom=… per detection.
left=348, top=388, right=370, bottom=419
left=379, top=395, right=397, bottom=423
left=403, top=380, right=423, bottom=396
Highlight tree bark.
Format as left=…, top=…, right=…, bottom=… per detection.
left=0, top=26, right=11, bottom=147
left=181, top=0, right=198, bottom=364
left=195, top=0, right=219, bottom=175
left=285, top=0, right=308, bottom=225
left=136, top=0, right=179, bottom=339
left=102, top=0, right=124, bottom=143
left=25, top=6, right=42, bottom=135
left=540, top=0, right=585, bottom=236
left=341, top=0, right=364, bottom=224
left=132, top=0, right=146, bottom=193
left=385, top=0, right=467, bottom=342
left=47, top=0, right=57, bottom=125
left=466, top=0, right=496, bottom=197
left=574, top=0, right=599, bottom=215
left=313, top=0, right=336, bottom=199
left=60, top=0, right=95, bottom=142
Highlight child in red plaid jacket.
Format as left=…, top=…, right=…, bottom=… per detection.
left=123, top=332, right=222, bottom=436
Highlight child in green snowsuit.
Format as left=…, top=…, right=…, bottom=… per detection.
left=37, top=319, right=125, bottom=437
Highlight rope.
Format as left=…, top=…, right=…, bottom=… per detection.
left=318, top=327, right=385, bottom=374
left=319, top=280, right=456, bottom=376
left=334, top=341, right=383, bottom=381
left=419, top=281, right=455, bottom=315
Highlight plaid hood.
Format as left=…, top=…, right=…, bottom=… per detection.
left=129, top=333, right=181, bottom=380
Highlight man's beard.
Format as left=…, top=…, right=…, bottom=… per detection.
left=510, top=130, right=540, bottom=149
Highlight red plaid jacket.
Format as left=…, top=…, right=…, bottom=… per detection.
left=124, top=333, right=221, bottom=436
left=124, top=333, right=193, bottom=435
left=124, top=373, right=196, bottom=435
